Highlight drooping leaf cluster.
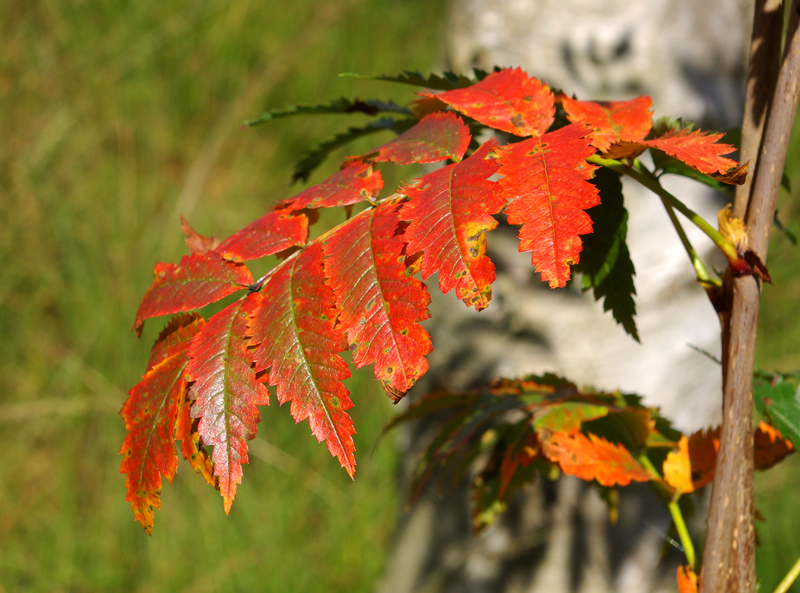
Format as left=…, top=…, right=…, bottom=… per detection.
left=121, top=67, right=749, bottom=533
left=386, top=374, right=794, bottom=533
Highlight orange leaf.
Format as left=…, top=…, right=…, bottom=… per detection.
left=677, top=565, right=699, bottom=593
left=561, top=95, right=653, bottom=152
left=643, top=128, right=737, bottom=176
left=663, top=435, right=694, bottom=494
left=754, top=421, right=794, bottom=469
left=687, top=428, right=719, bottom=490
left=542, top=432, right=651, bottom=486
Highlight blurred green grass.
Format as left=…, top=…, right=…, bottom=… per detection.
left=1, top=1, right=799, bottom=592
left=0, top=1, right=446, bottom=591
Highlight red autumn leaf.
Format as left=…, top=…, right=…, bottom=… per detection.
left=215, top=209, right=308, bottom=263
left=279, top=161, right=383, bottom=211
left=181, top=216, right=220, bottom=255
left=542, top=432, right=651, bottom=487
left=349, top=112, right=471, bottom=165
left=120, top=314, right=204, bottom=534
left=643, top=128, right=738, bottom=175
left=424, top=68, right=555, bottom=137
left=146, top=313, right=206, bottom=371
left=400, top=139, right=504, bottom=310
left=499, top=122, right=600, bottom=288
left=561, top=95, right=653, bottom=152
left=248, top=242, right=357, bottom=477
left=323, top=200, right=432, bottom=400
left=677, top=565, right=699, bottom=593
left=754, top=421, right=794, bottom=469
left=174, top=383, right=216, bottom=488
left=184, top=294, right=270, bottom=514
left=133, top=251, right=253, bottom=335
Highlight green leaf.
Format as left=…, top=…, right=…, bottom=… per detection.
left=576, top=168, right=639, bottom=341
left=340, top=70, right=484, bottom=90
left=243, top=98, right=411, bottom=128
left=754, top=376, right=800, bottom=444
left=532, top=402, right=610, bottom=433
left=291, top=117, right=403, bottom=182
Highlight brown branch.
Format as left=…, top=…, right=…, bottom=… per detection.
left=701, top=2, right=800, bottom=592
left=734, top=0, right=785, bottom=218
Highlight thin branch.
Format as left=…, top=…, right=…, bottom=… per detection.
left=700, top=2, right=800, bottom=592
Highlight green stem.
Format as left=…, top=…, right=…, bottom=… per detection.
left=660, top=199, right=720, bottom=288
left=668, top=499, right=697, bottom=571
left=773, top=554, right=800, bottom=593
left=588, top=155, right=741, bottom=268
left=637, top=453, right=697, bottom=569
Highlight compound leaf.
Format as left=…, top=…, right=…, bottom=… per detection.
left=499, top=123, right=600, bottom=288
left=249, top=242, right=357, bottom=477
left=184, top=294, right=270, bottom=513
left=323, top=200, right=432, bottom=401
left=400, top=140, right=503, bottom=310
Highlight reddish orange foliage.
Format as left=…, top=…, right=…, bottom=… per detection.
left=542, top=432, right=651, bottom=487
left=562, top=95, right=653, bottom=152
left=123, top=67, right=755, bottom=532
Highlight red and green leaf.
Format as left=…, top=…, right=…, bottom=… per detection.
left=499, top=123, right=600, bottom=288
left=400, top=140, right=504, bottom=310
left=541, top=432, right=651, bottom=486
left=133, top=252, right=253, bottom=335
left=184, top=294, right=270, bottom=513
left=349, top=112, right=471, bottom=165
left=561, top=95, right=653, bottom=152
left=323, top=200, right=432, bottom=400
left=120, top=314, right=204, bottom=533
left=216, top=209, right=308, bottom=263
left=425, top=68, right=554, bottom=137
left=248, top=242, right=357, bottom=477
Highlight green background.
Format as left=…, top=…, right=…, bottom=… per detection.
left=1, top=1, right=798, bottom=591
